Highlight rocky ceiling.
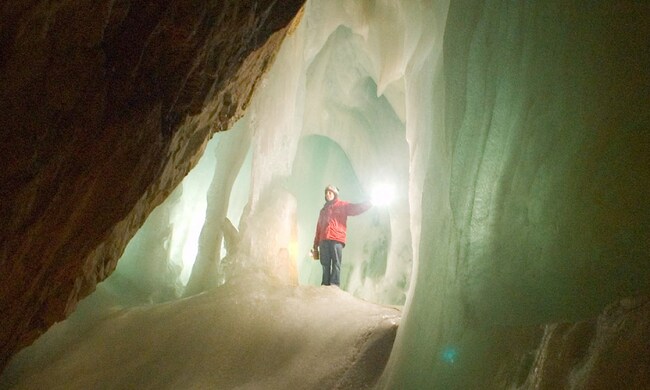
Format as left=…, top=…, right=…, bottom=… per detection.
left=0, top=0, right=305, bottom=370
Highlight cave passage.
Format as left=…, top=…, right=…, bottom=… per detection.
left=2, top=0, right=648, bottom=388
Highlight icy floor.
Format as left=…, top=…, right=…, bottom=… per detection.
left=1, top=275, right=400, bottom=390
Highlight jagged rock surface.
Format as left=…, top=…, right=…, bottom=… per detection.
left=0, top=0, right=304, bottom=370
left=523, top=295, right=650, bottom=389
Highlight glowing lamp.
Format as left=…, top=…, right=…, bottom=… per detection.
left=370, top=182, right=395, bottom=207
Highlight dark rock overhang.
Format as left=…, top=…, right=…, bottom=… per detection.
left=0, top=0, right=305, bottom=371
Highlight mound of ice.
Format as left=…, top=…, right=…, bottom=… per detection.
left=2, top=274, right=400, bottom=390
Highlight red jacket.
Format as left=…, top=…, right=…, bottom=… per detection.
left=313, top=199, right=372, bottom=248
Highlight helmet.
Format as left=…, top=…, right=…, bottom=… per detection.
left=324, top=185, right=339, bottom=198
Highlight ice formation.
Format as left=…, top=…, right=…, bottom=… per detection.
left=2, top=0, right=648, bottom=388
left=1, top=276, right=399, bottom=389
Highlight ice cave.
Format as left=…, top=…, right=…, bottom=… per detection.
left=0, top=0, right=648, bottom=389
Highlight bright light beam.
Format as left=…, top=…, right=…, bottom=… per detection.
left=370, top=182, right=395, bottom=207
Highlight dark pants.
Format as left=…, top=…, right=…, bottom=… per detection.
left=319, top=240, right=344, bottom=286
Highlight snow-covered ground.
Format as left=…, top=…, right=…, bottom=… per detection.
left=1, top=274, right=400, bottom=389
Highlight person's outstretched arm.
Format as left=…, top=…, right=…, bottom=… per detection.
left=345, top=200, right=372, bottom=216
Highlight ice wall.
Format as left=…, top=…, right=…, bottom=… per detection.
left=381, top=1, right=650, bottom=388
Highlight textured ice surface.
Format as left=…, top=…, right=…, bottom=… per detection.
left=1, top=275, right=399, bottom=389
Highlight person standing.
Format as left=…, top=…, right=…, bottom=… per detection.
left=312, top=185, right=372, bottom=286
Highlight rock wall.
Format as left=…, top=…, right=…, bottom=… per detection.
left=524, top=295, right=650, bottom=389
left=0, top=0, right=304, bottom=370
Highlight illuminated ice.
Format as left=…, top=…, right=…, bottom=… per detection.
left=1, top=276, right=399, bottom=389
